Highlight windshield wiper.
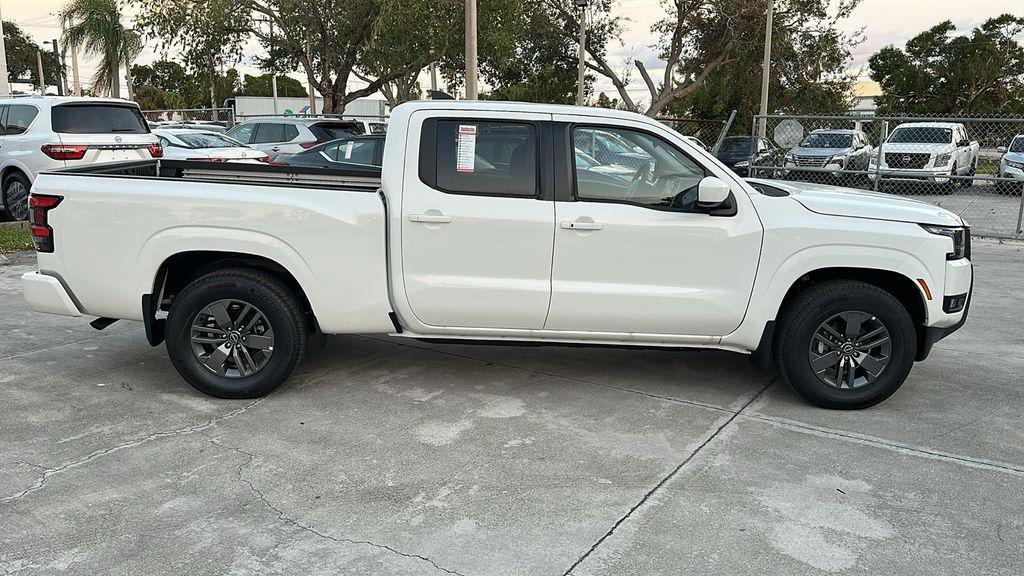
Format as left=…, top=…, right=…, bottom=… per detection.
left=111, top=128, right=138, bottom=132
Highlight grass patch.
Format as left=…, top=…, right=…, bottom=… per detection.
left=0, top=226, right=33, bottom=253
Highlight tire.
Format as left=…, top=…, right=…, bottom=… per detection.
left=165, top=268, right=307, bottom=399
left=958, top=160, right=976, bottom=188
left=2, top=172, right=30, bottom=222
left=774, top=280, right=917, bottom=409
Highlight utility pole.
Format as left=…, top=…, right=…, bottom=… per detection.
left=575, top=0, right=587, bottom=106
left=464, top=0, right=478, bottom=99
left=0, top=3, right=9, bottom=96
left=45, top=40, right=64, bottom=96
left=757, top=0, right=774, bottom=139
left=70, top=45, right=81, bottom=95
left=36, top=50, right=46, bottom=93
left=271, top=75, right=279, bottom=114
left=429, top=63, right=438, bottom=93
left=306, top=36, right=316, bottom=114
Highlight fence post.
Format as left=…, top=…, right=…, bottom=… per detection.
left=712, top=110, right=736, bottom=156
left=873, top=120, right=887, bottom=192
left=749, top=117, right=759, bottom=178
left=1015, top=191, right=1024, bottom=236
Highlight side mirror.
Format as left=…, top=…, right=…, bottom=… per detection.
left=997, top=146, right=1007, bottom=154
left=698, top=176, right=731, bottom=206
left=958, top=139, right=969, bottom=147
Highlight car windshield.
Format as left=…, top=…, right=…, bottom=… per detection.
left=719, top=138, right=751, bottom=154
left=52, top=105, right=149, bottom=134
left=1010, top=137, right=1024, bottom=153
left=175, top=133, right=244, bottom=149
left=800, top=133, right=853, bottom=148
left=889, top=127, right=952, bottom=144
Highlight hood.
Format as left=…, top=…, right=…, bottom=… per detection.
left=747, top=178, right=963, bottom=227
left=880, top=142, right=952, bottom=153
left=790, top=147, right=852, bottom=157
left=1002, top=151, right=1024, bottom=163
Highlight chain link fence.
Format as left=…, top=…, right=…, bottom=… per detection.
left=657, top=112, right=736, bottom=154
left=142, top=108, right=236, bottom=128
left=750, top=114, right=1024, bottom=238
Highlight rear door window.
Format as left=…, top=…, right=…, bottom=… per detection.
left=252, top=123, right=286, bottom=144
left=328, top=139, right=378, bottom=165
left=310, top=122, right=362, bottom=140
left=283, top=124, right=299, bottom=142
left=431, top=120, right=537, bottom=197
left=51, top=105, right=147, bottom=134
left=227, top=123, right=255, bottom=143
left=6, top=105, right=39, bottom=135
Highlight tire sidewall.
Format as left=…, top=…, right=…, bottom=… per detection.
left=782, top=289, right=916, bottom=409
left=166, top=275, right=301, bottom=398
left=3, top=173, right=30, bottom=222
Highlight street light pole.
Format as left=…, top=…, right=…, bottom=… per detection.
left=0, top=3, right=10, bottom=96
left=464, top=0, right=478, bottom=99
left=576, top=0, right=587, bottom=106
left=36, top=50, right=46, bottom=93
left=757, top=0, right=774, bottom=139
left=45, top=40, right=64, bottom=96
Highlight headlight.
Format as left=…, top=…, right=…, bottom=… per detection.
left=934, top=153, right=951, bottom=166
left=735, top=160, right=750, bottom=168
left=829, top=155, right=846, bottom=165
left=785, top=153, right=794, bottom=161
left=921, top=225, right=970, bottom=260
left=1007, top=159, right=1024, bottom=169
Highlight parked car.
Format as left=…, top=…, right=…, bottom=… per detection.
left=574, top=126, right=652, bottom=170
left=159, top=122, right=228, bottom=133
left=996, top=134, right=1024, bottom=194
left=869, top=122, right=979, bottom=189
left=225, top=117, right=364, bottom=160
left=21, top=100, right=973, bottom=410
left=682, top=135, right=708, bottom=151
left=784, top=129, right=873, bottom=183
left=348, top=118, right=388, bottom=135
left=0, top=96, right=160, bottom=221
left=715, top=136, right=781, bottom=177
left=153, top=129, right=268, bottom=163
left=275, top=135, right=384, bottom=169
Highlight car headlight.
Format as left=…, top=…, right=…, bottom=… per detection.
left=934, top=153, right=951, bottom=166
left=1007, top=159, right=1024, bottom=169
left=735, top=160, right=750, bottom=168
left=921, top=225, right=969, bottom=260
left=829, top=155, right=846, bottom=165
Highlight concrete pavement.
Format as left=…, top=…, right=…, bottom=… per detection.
left=1, top=243, right=1022, bottom=575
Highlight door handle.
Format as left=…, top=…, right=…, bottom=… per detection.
left=271, top=146, right=280, bottom=152
left=409, top=213, right=452, bottom=224
left=560, top=220, right=603, bottom=230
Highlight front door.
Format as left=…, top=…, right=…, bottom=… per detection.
left=545, top=120, right=763, bottom=336
left=399, top=112, right=554, bottom=330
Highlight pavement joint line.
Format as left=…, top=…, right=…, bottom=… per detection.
left=741, top=413, right=1024, bottom=476
left=560, top=379, right=775, bottom=575
left=203, top=433, right=468, bottom=576
left=0, top=398, right=263, bottom=506
left=0, top=326, right=141, bottom=363
left=357, top=335, right=740, bottom=415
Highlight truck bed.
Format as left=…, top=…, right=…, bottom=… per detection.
left=31, top=159, right=394, bottom=334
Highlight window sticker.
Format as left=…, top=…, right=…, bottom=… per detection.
left=344, top=140, right=354, bottom=160
left=456, top=125, right=477, bottom=173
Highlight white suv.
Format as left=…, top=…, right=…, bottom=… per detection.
left=225, top=117, right=364, bottom=160
left=0, top=96, right=161, bottom=221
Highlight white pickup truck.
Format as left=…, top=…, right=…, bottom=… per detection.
left=20, top=101, right=973, bottom=409
left=869, top=122, right=980, bottom=188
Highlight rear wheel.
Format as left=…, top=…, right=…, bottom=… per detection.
left=165, top=268, right=307, bottom=398
left=2, top=172, right=30, bottom=222
left=775, top=280, right=917, bottom=409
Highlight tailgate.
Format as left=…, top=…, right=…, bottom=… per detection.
left=52, top=102, right=158, bottom=163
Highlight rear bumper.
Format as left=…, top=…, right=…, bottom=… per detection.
left=21, top=271, right=82, bottom=317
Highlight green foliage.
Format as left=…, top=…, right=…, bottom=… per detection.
left=238, top=74, right=307, bottom=98
left=131, top=59, right=243, bottom=109
left=669, top=0, right=861, bottom=130
left=0, top=226, right=33, bottom=253
left=60, top=0, right=141, bottom=98
left=2, top=21, right=62, bottom=88
left=869, top=14, right=1024, bottom=115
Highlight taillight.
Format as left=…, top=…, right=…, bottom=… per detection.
left=186, top=157, right=227, bottom=162
left=29, top=194, right=63, bottom=253
left=299, top=141, right=323, bottom=149
left=41, top=144, right=88, bottom=160
left=147, top=143, right=164, bottom=158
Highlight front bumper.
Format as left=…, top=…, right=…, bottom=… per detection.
left=21, top=272, right=82, bottom=317
left=869, top=166, right=953, bottom=184
left=917, top=260, right=973, bottom=361
left=1000, top=165, right=1024, bottom=180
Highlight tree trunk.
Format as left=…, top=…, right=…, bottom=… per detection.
left=109, top=60, right=120, bottom=98
left=125, top=62, right=133, bottom=101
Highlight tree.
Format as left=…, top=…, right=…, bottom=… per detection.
left=668, top=0, right=861, bottom=129
left=2, top=21, right=62, bottom=88
left=60, top=0, right=142, bottom=98
left=869, top=15, right=1024, bottom=115
left=135, top=0, right=460, bottom=114
left=238, top=73, right=307, bottom=98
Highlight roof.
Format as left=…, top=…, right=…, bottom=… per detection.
left=236, top=116, right=361, bottom=126
left=392, top=99, right=657, bottom=124
left=153, top=128, right=225, bottom=136
left=809, top=128, right=860, bottom=134
left=0, top=95, right=139, bottom=107
left=890, top=122, right=962, bottom=129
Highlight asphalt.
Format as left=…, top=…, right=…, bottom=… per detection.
left=1, top=243, right=1022, bottom=575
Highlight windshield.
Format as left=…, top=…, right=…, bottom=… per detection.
left=52, top=105, right=149, bottom=134
left=719, top=138, right=751, bottom=155
left=1010, top=137, right=1024, bottom=153
left=800, top=133, right=853, bottom=148
left=176, top=133, right=244, bottom=149
left=889, top=127, right=952, bottom=144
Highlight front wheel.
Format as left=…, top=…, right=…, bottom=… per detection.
left=165, top=268, right=307, bottom=398
left=774, top=280, right=917, bottom=409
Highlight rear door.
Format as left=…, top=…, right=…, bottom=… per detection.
left=52, top=103, right=158, bottom=163
left=398, top=111, right=554, bottom=330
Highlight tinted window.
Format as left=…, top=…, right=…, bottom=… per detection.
left=434, top=120, right=537, bottom=197
left=252, top=123, right=286, bottom=144
left=176, top=133, right=245, bottom=149
left=6, top=105, right=39, bottom=135
left=1010, top=137, right=1024, bottom=153
left=719, top=137, right=752, bottom=155
left=283, top=124, right=299, bottom=141
left=51, top=105, right=147, bottom=134
left=325, top=139, right=378, bottom=165
left=800, top=132, right=853, bottom=148
left=573, top=126, right=706, bottom=212
left=227, top=123, right=255, bottom=143
left=310, top=122, right=362, bottom=140
left=889, top=127, right=952, bottom=144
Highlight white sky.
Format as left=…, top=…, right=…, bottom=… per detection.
left=2, top=0, right=1020, bottom=107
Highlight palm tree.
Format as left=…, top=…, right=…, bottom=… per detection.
left=60, top=0, right=142, bottom=98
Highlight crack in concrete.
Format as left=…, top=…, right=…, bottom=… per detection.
left=561, top=379, right=775, bottom=575
left=0, top=398, right=263, bottom=505
left=204, top=434, right=467, bottom=576
left=0, top=326, right=142, bottom=363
